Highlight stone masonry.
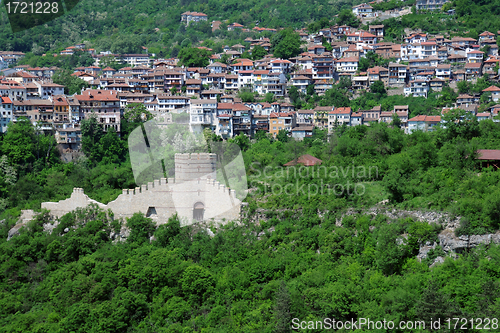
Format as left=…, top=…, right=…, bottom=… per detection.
left=42, top=153, right=242, bottom=226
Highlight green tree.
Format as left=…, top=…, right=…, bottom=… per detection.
left=415, top=280, right=458, bottom=330
left=238, top=88, right=255, bottom=102
left=154, top=214, right=181, bottom=247
left=359, top=51, right=391, bottom=72
left=306, top=84, right=315, bottom=96
left=337, top=9, right=360, bottom=27
left=288, top=86, right=301, bottom=104
left=52, top=69, right=89, bottom=95
left=457, top=80, right=471, bottom=94
left=251, top=45, right=268, bottom=60
left=81, top=115, right=104, bottom=163
left=100, top=127, right=125, bottom=164
left=2, top=118, right=35, bottom=167
left=181, top=265, right=215, bottom=306
left=391, top=113, right=402, bottom=128
left=276, top=129, right=289, bottom=143
left=274, top=281, right=291, bottom=333
left=178, top=47, right=212, bottom=67
left=370, top=80, right=387, bottom=95
left=271, top=28, right=303, bottom=59
left=123, top=103, right=153, bottom=124
left=265, top=92, right=275, bottom=103
left=126, top=213, right=156, bottom=245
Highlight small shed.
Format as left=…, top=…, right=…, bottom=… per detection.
left=284, top=154, right=322, bottom=167
left=477, top=149, right=500, bottom=169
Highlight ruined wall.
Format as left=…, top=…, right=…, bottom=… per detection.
left=42, top=188, right=107, bottom=216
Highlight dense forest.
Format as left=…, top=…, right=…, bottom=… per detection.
left=1, top=100, right=500, bottom=330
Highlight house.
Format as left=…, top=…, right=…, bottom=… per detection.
left=307, top=45, right=326, bottom=55
left=404, top=80, right=429, bottom=98
left=313, top=106, right=333, bottom=128
left=207, top=62, right=228, bottom=74
left=52, top=95, right=70, bottom=123
left=435, top=64, right=451, bottom=80
left=476, top=112, right=492, bottom=121
left=328, top=107, right=352, bottom=132
left=419, top=42, right=438, bottom=57
left=350, top=112, right=363, bottom=126
left=388, top=63, right=408, bottom=86
left=181, top=11, right=208, bottom=25
left=464, top=62, right=482, bottom=79
left=352, top=3, right=373, bottom=17
left=352, top=75, right=369, bottom=90
left=407, top=115, right=441, bottom=133
left=404, top=33, right=428, bottom=44
left=189, top=99, right=218, bottom=133
left=270, top=59, right=293, bottom=74
left=379, top=111, right=393, bottom=124
left=216, top=114, right=233, bottom=139
left=448, top=54, right=467, bottom=63
left=456, top=94, right=475, bottom=106
left=231, top=59, right=253, bottom=74
left=336, top=57, right=359, bottom=75
left=394, top=105, right=409, bottom=128
left=451, top=37, right=477, bottom=47
left=429, top=78, right=445, bottom=91
left=482, top=86, right=500, bottom=102
left=467, top=50, right=484, bottom=63
left=369, top=25, right=384, bottom=38
left=228, top=23, right=244, bottom=31
left=358, top=32, right=378, bottom=45
left=54, top=124, right=82, bottom=149
left=269, top=112, right=296, bottom=138
left=312, top=53, right=335, bottom=80
left=360, top=106, right=381, bottom=125
left=75, top=89, right=120, bottom=133
left=416, top=0, right=449, bottom=10
left=479, top=31, right=495, bottom=41
left=185, top=79, right=202, bottom=96
left=157, top=95, right=190, bottom=112
left=291, top=125, right=314, bottom=140
left=367, top=66, right=389, bottom=85
left=0, top=97, right=13, bottom=133
left=344, top=45, right=361, bottom=59
left=290, top=75, right=313, bottom=94
left=296, top=109, right=315, bottom=124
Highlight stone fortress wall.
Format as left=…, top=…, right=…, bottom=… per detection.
left=42, top=153, right=242, bottom=226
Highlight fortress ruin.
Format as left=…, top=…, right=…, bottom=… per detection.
left=42, top=153, right=243, bottom=226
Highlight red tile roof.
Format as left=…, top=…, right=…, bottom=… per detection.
left=483, top=85, right=500, bottom=92
left=284, top=154, right=322, bottom=167
left=477, top=149, right=500, bottom=160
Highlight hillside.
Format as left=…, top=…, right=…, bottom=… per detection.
left=3, top=0, right=500, bottom=55
left=0, top=0, right=360, bottom=54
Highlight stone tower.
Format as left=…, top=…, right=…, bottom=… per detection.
left=174, top=153, right=217, bottom=181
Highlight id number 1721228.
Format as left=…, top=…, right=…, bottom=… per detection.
left=5, top=1, right=59, bottom=14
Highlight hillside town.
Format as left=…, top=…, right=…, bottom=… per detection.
left=0, top=5, right=499, bottom=149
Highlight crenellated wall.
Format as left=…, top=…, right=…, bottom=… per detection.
left=41, top=153, right=242, bottom=226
